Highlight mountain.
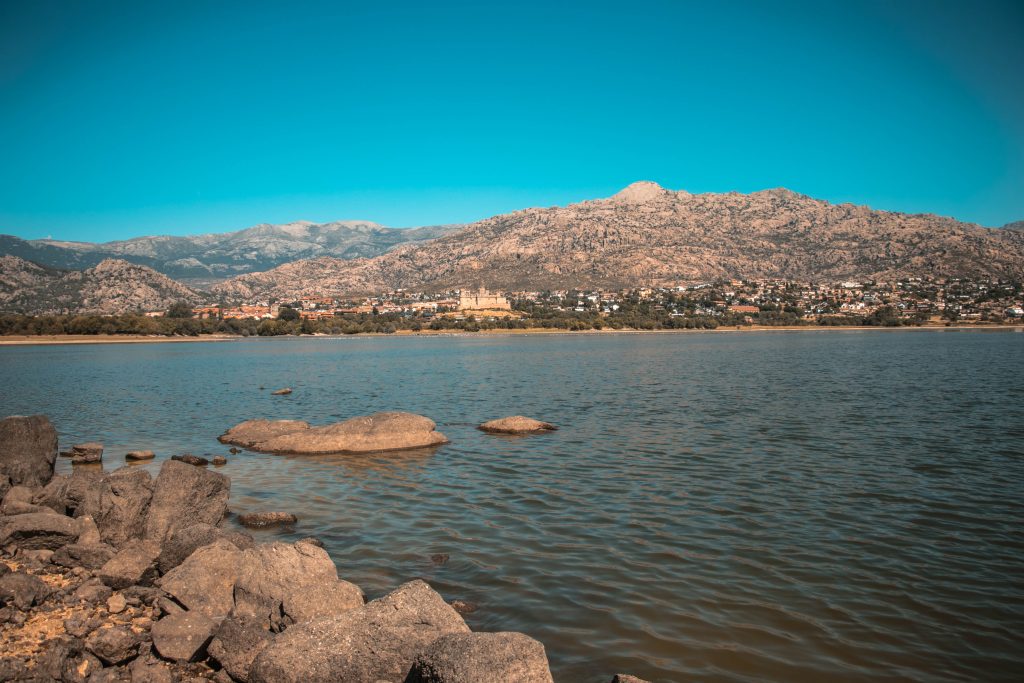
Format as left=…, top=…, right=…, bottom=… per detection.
left=2, top=221, right=459, bottom=286
left=1004, top=221, right=1024, bottom=231
left=0, top=256, right=201, bottom=315
left=212, top=182, right=1024, bottom=300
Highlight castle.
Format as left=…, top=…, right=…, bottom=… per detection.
left=458, top=286, right=510, bottom=311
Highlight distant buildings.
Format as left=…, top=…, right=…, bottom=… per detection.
left=459, top=287, right=510, bottom=311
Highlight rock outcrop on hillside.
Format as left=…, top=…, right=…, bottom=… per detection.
left=212, top=182, right=1024, bottom=299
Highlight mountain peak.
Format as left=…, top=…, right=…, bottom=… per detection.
left=609, top=181, right=670, bottom=203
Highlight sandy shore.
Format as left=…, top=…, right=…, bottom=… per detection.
left=0, top=334, right=239, bottom=346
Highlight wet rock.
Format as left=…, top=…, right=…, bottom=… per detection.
left=0, top=414, right=58, bottom=487
left=126, top=450, right=156, bottom=461
left=52, top=542, right=117, bottom=570
left=405, top=631, right=555, bottom=683
left=78, top=466, right=154, bottom=547
left=237, top=511, right=297, bottom=528
left=73, top=578, right=113, bottom=605
left=610, top=675, right=652, bottom=683
left=234, top=541, right=363, bottom=629
left=208, top=609, right=274, bottom=682
left=221, top=412, right=448, bottom=455
left=0, top=570, right=51, bottom=609
left=108, top=592, right=127, bottom=613
left=218, top=420, right=313, bottom=449
left=478, top=416, right=558, bottom=434
left=159, top=539, right=243, bottom=618
left=229, top=447, right=241, bottom=454
left=33, top=473, right=69, bottom=513
left=85, top=625, right=140, bottom=665
left=212, top=455, right=227, bottom=466
left=0, top=510, right=79, bottom=550
left=248, top=579, right=468, bottom=683
left=151, top=610, right=217, bottom=663
left=171, top=454, right=209, bottom=467
left=98, top=539, right=161, bottom=589
left=144, top=460, right=230, bottom=544
left=270, top=388, right=293, bottom=395
left=449, top=600, right=478, bottom=615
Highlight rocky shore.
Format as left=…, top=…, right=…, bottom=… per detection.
left=0, top=415, right=644, bottom=683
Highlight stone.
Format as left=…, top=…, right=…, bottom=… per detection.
left=0, top=474, right=10, bottom=502
left=129, top=655, right=178, bottom=683
left=229, top=447, right=241, bottom=454
left=72, top=451, right=103, bottom=465
left=51, top=542, right=116, bottom=570
left=449, top=599, right=478, bottom=615
left=295, top=536, right=324, bottom=548
left=65, top=468, right=104, bottom=516
left=0, top=511, right=79, bottom=550
left=1, top=485, right=48, bottom=515
left=610, top=675, right=652, bottom=683
left=171, top=454, right=209, bottom=467
left=108, top=592, right=127, bottom=613
left=248, top=579, right=468, bottom=683
left=126, top=450, right=156, bottom=461
left=159, top=538, right=243, bottom=618
left=77, top=515, right=102, bottom=544
left=217, top=420, right=312, bottom=449
left=208, top=610, right=274, bottom=682
left=221, top=412, right=448, bottom=455
left=0, top=570, right=51, bottom=609
left=78, top=466, right=154, bottom=547
left=73, top=578, right=113, bottom=604
left=144, top=459, right=230, bottom=544
left=70, top=442, right=104, bottom=458
left=62, top=651, right=104, bottom=683
left=270, top=388, right=293, bottom=395
left=34, top=637, right=82, bottom=681
left=478, top=416, right=558, bottom=434
left=234, top=541, right=363, bottom=629
left=85, top=625, right=139, bottom=665
left=405, top=631, right=555, bottom=683
left=98, top=539, right=161, bottom=589
left=237, top=511, right=297, bottom=528
left=33, top=473, right=69, bottom=513
left=212, top=455, right=227, bottom=466
left=156, top=523, right=219, bottom=574
left=89, top=667, right=131, bottom=683
left=0, top=414, right=58, bottom=487
left=151, top=610, right=217, bottom=663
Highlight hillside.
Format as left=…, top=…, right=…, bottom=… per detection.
left=212, top=182, right=1024, bottom=300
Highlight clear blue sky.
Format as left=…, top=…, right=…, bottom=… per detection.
left=1, top=0, right=1022, bottom=242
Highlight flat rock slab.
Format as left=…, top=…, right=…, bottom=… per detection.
left=0, top=511, right=79, bottom=550
left=98, top=539, right=161, bottom=589
left=478, top=416, right=557, bottom=434
left=220, top=412, right=448, bottom=455
left=237, top=511, right=297, bottom=528
left=171, top=454, right=209, bottom=467
left=406, top=631, right=555, bottom=683
left=151, top=610, right=218, bottom=663
left=0, top=415, right=58, bottom=487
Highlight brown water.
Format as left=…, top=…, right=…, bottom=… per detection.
left=2, top=330, right=1023, bottom=682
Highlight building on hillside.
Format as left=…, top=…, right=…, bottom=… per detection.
left=459, top=286, right=510, bottom=311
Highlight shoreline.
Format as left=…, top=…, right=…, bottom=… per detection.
left=1, top=324, right=1022, bottom=346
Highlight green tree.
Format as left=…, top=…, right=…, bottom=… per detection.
left=277, top=306, right=300, bottom=321
left=165, top=301, right=194, bottom=318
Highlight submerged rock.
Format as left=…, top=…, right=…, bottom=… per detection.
left=405, top=631, right=555, bottom=683
left=144, top=459, right=230, bottom=543
left=237, top=511, right=297, bottom=528
left=0, top=414, right=58, bottom=487
left=270, top=388, right=293, bottom=395
left=478, top=416, right=557, bottom=434
left=171, top=454, right=209, bottom=467
left=220, top=412, right=448, bottom=455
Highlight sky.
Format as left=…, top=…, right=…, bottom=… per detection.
left=1, top=0, right=1022, bottom=242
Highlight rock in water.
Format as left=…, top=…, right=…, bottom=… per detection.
left=125, top=450, right=155, bottom=461
left=270, top=388, right=293, bottom=395
left=220, top=412, right=448, bottom=454
left=0, top=415, right=58, bottom=487
left=405, top=631, right=555, bottom=683
left=237, top=511, right=297, bottom=528
left=151, top=610, right=217, bottom=662
left=248, top=579, right=468, bottom=683
left=478, top=416, right=557, bottom=434
left=171, top=454, right=209, bottom=467
left=144, top=459, right=230, bottom=543
left=610, top=676, right=652, bottom=683
left=212, top=455, right=227, bottom=466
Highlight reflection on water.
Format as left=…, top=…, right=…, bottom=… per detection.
left=2, top=331, right=1023, bottom=682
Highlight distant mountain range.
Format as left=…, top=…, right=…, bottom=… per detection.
left=0, top=221, right=458, bottom=286
left=2, top=182, right=1023, bottom=314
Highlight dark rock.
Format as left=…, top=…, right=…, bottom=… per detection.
left=63, top=467, right=104, bottom=517
left=121, top=585, right=164, bottom=606
left=98, top=539, right=161, bottom=589
left=89, top=665, right=131, bottom=682
left=78, top=466, right=154, bottom=547
left=52, top=542, right=116, bottom=570
left=0, top=473, right=10, bottom=502
left=0, top=570, right=51, bottom=609
left=64, top=613, right=96, bottom=638
left=208, top=610, right=274, bottom=682
left=72, top=578, right=113, bottom=605
left=62, top=651, right=104, bottom=683
left=157, top=523, right=221, bottom=574
left=211, top=455, right=227, bottom=466
left=34, top=637, right=82, bottom=681
left=0, top=414, right=58, bottom=487
left=237, top=512, right=297, bottom=528
left=144, top=460, right=230, bottom=544
left=33, top=473, right=69, bottom=513
left=234, top=541, right=363, bottom=630
left=0, top=510, right=79, bottom=550
left=0, top=657, right=30, bottom=681
left=430, top=553, right=449, bottom=566
left=248, top=579, right=468, bottom=683
left=405, top=631, right=555, bottom=683
left=159, top=539, right=242, bottom=618
left=449, top=600, right=478, bottom=615
left=229, top=448, right=241, bottom=454
left=126, top=450, right=156, bottom=461
left=478, top=416, right=558, bottom=435
left=71, top=451, right=103, bottom=465
left=610, top=675, right=652, bottom=683
left=295, top=536, right=323, bottom=548
left=69, top=442, right=104, bottom=458
left=171, top=454, right=209, bottom=467
left=85, top=625, right=140, bottom=665
left=129, top=655, right=178, bottom=683
left=151, top=610, right=217, bottom=663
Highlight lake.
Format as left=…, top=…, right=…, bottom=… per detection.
left=2, top=330, right=1023, bottom=682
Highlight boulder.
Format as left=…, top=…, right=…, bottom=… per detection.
left=85, top=625, right=139, bottom=665
left=234, top=541, right=363, bottom=629
left=218, top=420, right=313, bottom=448
left=171, top=454, right=209, bottom=467
left=73, top=577, right=113, bottom=605
left=212, top=455, right=227, bottom=466
left=405, top=631, right=555, bottom=683
left=78, top=467, right=154, bottom=547
left=52, top=542, right=117, bottom=570
left=248, top=579, right=468, bottom=683
left=0, top=474, right=10, bottom=501
left=144, top=459, right=230, bottom=544
left=1, top=485, right=48, bottom=515
left=151, top=610, right=218, bottom=663
left=65, top=468, right=104, bottom=516
left=0, top=414, right=58, bottom=487
left=33, top=474, right=69, bottom=513
left=478, top=416, right=557, bottom=434
left=208, top=609, right=274, bottom=682
left=159, top=539, right=243, bottom=617
left=156, top=523, right=222, bottom=573
left=125, top=450, right=155, bottom=462
left=610, top=675, right=652, bottom=683
left=128, top=655, right=177, bottom=683
left=0, top=511, right=79, bottom=550
left=0, top=571, right=51, bottom=610
left=237, top=511, right=298, bottom=528
left=222, top=412, right=448, bottom=455
left=97, top=539, right=161, bottom=589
